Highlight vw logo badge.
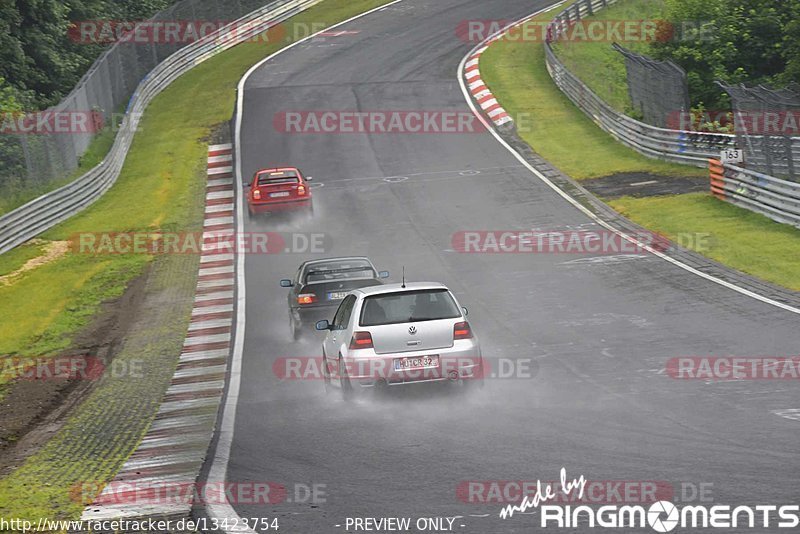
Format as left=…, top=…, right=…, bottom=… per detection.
left=408, top=325, right=417, bottom=335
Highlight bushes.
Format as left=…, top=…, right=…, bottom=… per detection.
left=0, top=0, right=172, bottom=110
left=651, top=0, right=800, bottom=108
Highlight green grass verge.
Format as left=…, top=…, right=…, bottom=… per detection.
left=0, top=0, right=392, bottom=521
left=551, top=0, right=666, bottom=115
left=609, top=193, right=800, bottom=291
left=479, top=1, right=703, bottom=180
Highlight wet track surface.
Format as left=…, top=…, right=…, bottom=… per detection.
left=226, top=0, right=800, bottom=532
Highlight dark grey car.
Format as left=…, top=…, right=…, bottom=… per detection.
left=280, top=257, right=389, bottom=340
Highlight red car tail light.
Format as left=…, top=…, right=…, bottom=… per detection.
left=453, top=321, right=473, bottom=340
left=297, top=184, right=306, bottom=196
left=349, top=331, right=374, bottom=350
left=253, top=189, right=261, bottom=200
left=297, top=294, right=316, bottom=305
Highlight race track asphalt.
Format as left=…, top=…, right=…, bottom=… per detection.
left=225, top=1, right=800, bottom=531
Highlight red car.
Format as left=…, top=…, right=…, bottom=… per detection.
left=247, top=167, right=313, bottom=215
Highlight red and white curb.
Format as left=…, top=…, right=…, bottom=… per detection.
left=81, top=143, right=235, bottom=521
left=463, top=39, right=513, bottom=127
left=462, top=2, right=568, bottom=128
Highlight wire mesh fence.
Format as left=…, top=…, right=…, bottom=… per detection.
left=717, top=82, right=800, bottom=180
left=0, top=0, right=279, bottom=193
left=0, top=0, right=317, bottom=254
left=612, top=43, right=690, bottom=128
left=546, top=0, right=799, bottom=182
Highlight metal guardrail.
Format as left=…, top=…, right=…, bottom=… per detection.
left=543, top=0, right=800, bottom=172
left=0, top=0, right=321, bottom=254
left=710, top=159, right=800, bottom=228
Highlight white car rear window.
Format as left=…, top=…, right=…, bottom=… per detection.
left=360, top=289, right=460, bottom=326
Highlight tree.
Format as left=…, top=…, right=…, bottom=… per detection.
left=652, top=0, right=800, bottom=108
left=779, top=1, right=800, bottom=85
left=0, top=0, right=172, bottom=110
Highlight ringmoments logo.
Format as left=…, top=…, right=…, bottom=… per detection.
left=499, top=468, right=800, bottom=531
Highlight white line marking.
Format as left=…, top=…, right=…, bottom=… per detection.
left=198, top=265, right=234, bottom=276
left=207, top=178, right=234, bottom=188
left=154, top=395, right=222, bottom=414
left=205, top=203, right=234, bottom=214
left=194, top=291, right=235, bottom=302
left=201, top=243, right=236, bottom=254
left=487, top=106, right=506, bottom=118
left=191, top=304, right=233, bottom=316
left=630, top=180, right=659, bottom=186
left=202, top=229, right=235, bottom=240
left=172, top=364, right=228, bottom=379
left=774, top=409, right=800, bottom=422
left=561, top=254, right=648, bottom=265
left=200, top=253, right=234, bottom=264
left=209, top=143, right=233, bottom=152
left=204, top=217, right=234, bottom=227
left=205, top=2, right=406, bottom=531
left=456, top=4, right=800, bottom=316
left=199, top=248, right=238, bottom=259
left=208, top=166, right=233, bottom=175
left=180, top=348, right=231, bottom=362
left=206, top=190, right=234, bottom=200
left=137, top=432, right=211, bottom=449
left=164, top=380, right=225, bottom=396
left=148, top=414, right=216, bottom=432
left=183, top=333, right=231, bottom=346
left=189, top=318, right=233, bottom=330
left=196, top=278, right=236, bottom=290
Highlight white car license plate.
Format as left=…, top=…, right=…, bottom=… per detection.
left=327, top=291, right=348, bottom=300
left=270, top=191, right=290, bottom=198
left=394, top=355, right=439, bottom=371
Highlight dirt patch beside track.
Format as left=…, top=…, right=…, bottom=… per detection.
left=0, top=264, right=151, bottom=474
left=582, top=172, right=708, bottom=199
left=0, top=240, right=70, bottom=287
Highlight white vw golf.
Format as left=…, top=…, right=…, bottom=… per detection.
left=315, top=282, right=483, bottom=397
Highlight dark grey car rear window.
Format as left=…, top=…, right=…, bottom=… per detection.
left=360, top=289, right=460, bottom=326
left=305, top=260, right=375, bottom=283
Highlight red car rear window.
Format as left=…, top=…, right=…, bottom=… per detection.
left=257, top=171, right=299, bottom=186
